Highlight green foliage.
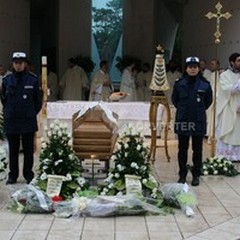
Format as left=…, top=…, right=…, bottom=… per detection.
left=98, top=127, right=163, bottom=201
left=201, top=156, right=239, bottom=177
left=92, top=0, right=122, bottom=62
left=74, top=55, right=95, bottom=73
left=35, top=120, right=89, bottom=199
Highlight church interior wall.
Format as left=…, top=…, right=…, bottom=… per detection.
left=183, top=0, right=240, bottom=69
left=0, top=0, right=30, bottom=68
left=154, top=0, right=179, bottom=63
left=58, top=0, right=91, bottom=78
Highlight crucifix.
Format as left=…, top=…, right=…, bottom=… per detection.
left=205, top=2, right=232, bottom=156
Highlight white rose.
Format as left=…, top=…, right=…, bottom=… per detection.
left=136, top=145, right=141, bottom=151
left=223, top=167, right=228, bottom=171
left=124, top=143, right=129, bottom=149
left=58, top=131, right=62, bottom=137
left=41, top=142, right=47, bottom=149
left=100, top=192, right=106, bottom=196
left=115, top=173, right=120, bottom=178
left=68, top=139, right=72, bottom=146
left=203, top=170, right=208, bottom=175
left=213, top=170, right=218, bottom=175
left=130, top=162, right=136, bottom=168
left=40, top=172, right=48, bottom=180
left=66, top=173, right=72, bottom=181
left=124, top=152, right=128, bottom=157
left=47, top=131, right=52, bottom=137
left=142, top=178, right=147, bottom=184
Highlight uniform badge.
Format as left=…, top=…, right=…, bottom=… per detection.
left=23, top=94, right=27, bottom=99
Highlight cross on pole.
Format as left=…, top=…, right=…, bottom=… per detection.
left=205, top=2, right=232, bottom=157
left=205, top=2, right=232, bottom=44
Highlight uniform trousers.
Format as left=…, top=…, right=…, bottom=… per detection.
left=178, top=134, right=203, bottom=178
left=6, top=132, right=35, bottom=181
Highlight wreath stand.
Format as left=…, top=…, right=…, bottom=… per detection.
left=149, top=91, right=171, bottom=163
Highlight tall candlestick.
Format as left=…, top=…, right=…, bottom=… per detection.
left=41, top=56, right=48, bottom=120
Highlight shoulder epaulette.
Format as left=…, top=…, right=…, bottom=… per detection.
left=28, top=71, right=38, bottom=78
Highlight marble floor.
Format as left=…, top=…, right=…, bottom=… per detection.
left=1, top=138, right=240, bottom=240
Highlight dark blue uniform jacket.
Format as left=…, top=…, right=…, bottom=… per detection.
left=171, top=74, right=212, bottom=136
left=1, top=71, right=42, bottom=134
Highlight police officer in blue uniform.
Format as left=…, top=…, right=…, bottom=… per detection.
left=172, top=57, right=212, bottom=186
left=1, top=52, right=42, bottom=184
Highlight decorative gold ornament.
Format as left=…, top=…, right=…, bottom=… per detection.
left=205, top=2, right=232, bottom=44
left=205, top=2, right=232, bottom=156
left=149, top=44, right=169, bottom=91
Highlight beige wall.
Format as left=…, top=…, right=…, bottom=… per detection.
left=58, top=0, right=91, bottom=77
left=183, top=0, right=240, bottom=69
left=0, top=0, right=30, bottom=68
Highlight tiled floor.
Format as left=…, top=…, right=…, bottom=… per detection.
left=1, top=138, right=240, bottom=240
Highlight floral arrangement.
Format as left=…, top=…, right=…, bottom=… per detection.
left=201, top=156, right=239, bottom=177
left=34, top=120, right=89, bottom=199
left=98, top=128, right=163, bottom=200
left=0, top=144, right=8, bottom=180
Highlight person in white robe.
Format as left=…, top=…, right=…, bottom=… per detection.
left=206, top=58, right=220, bottom=144
left=89, top=60, right=113, bottom=101
left=0, top=64, right=12, bottom=112
left=59, top=58, right=88, bottom=100
left=200, top=59, right=212, bottom=81
left=40, top=67, right=58, bottom=101
left=216, top=53, right=240, bottom=161
left=165, top=60, right=182, bottom=104
left=136, top=63, right=152, bottom=101
left=120, top=63, right=137, bottom=102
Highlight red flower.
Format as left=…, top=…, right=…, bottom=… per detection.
left=51, top=195, right=64, bottom=202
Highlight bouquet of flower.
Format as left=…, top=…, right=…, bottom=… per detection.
left=201, top=156, right=239, bottom=177
left=8, top=185, right=53, bottom=213
left=98, top=127, right=163, bottom=203
left=0, top=144, right=8, bottom=180
left=34, top=120, right=89, bottom=199
left=161, top=183, right=197, bottom=217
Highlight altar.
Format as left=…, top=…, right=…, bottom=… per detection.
left=47, top=101, right=164, bottom=136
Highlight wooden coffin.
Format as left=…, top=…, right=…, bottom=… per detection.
left=72, top=105, right=118, bottom=160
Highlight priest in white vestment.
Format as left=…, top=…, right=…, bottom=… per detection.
left=59, top=58, right=88, bottom=100
left=89, top=61, right=113, bottom=101
left=206, top=59, right=220, bottom=144
left=120, top=63, right=137, bottom=102
left=216, top=53, right=240, bottom=161
left=136, top=63, right=152, bottom=101
left=165, top=60, right=182, bottom=104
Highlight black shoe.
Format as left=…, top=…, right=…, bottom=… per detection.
left=6, top=179, right=16, bottom=185
left=26, top=179, right=33, bottom=184
left=191, top=177, right=200, bottom=186
left=178, top=177, right=186, bottom=184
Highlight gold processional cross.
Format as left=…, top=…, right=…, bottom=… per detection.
left=205, top=2, right=232, bottom=44
left=205, top=2, right=232, bottom=156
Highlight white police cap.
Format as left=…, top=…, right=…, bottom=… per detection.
left=185, top=56, right=200, bottom=65
left=12, top=52, right=27, bottom=60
